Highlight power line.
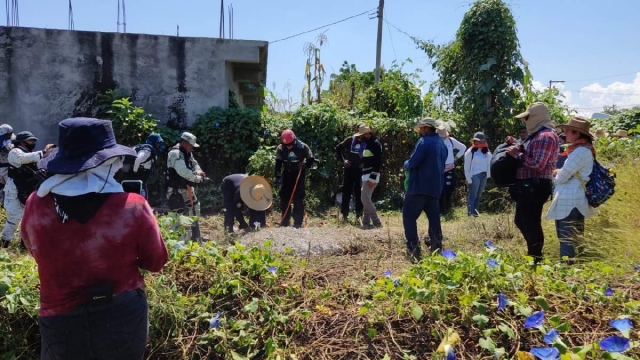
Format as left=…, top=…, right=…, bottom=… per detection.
left=563, top=71, right=639, bottom=83
left=384, top=18, right=417, bottom=41
left=385, top=16, right=397, bottom=61
left=565, top=89, right=640, bottom=96
left=270, top=8, right=376, bottom=44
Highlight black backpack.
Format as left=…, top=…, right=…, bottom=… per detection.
left=490, top=143, right=519, bottom=187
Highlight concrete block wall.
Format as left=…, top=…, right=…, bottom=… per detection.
left=0, top=26, right=267, bottom=147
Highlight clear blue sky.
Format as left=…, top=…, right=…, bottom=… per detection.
left=11, top=0, right=640, bottom=114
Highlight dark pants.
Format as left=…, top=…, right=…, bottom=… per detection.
left=511, top=179, right=552, bottom=263
left=222, top=178, right=267, bottom=232
left=341, top=169, right=363, bottom=218
left=39, top=289, right=148, bottom=360
left=439, top=168, right=456, bottom=215
left=403, top=194, right=443, bottom=258
left=280, top=170, right=306, bottom=228
left=556, top=207, right=585, bottom=260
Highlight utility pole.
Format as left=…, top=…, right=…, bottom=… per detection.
left=549, top=80, right=565, bottom=89
left=374, top=0, right=384, bottom=83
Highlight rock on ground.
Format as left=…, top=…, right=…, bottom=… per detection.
left=235, top=226, right=389, bottom=256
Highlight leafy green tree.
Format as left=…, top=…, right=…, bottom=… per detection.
left=414, top=0, right=529, bottom=142
left=325, top=59, right=424, bottom=120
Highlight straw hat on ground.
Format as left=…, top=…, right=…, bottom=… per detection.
left=239, top=175, right=273, bottom=211
left=556, top=116, right=593, bottom=140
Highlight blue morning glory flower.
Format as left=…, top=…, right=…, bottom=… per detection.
left=209, top=312, right=221, bottom=328
left=393, top=279, right=400, bottom=287
left=267, top=266, right=278, bottom=275
left=634, top=265, right=640, bottom=271
left=485, top=240, right=496, bottom=250
left=264, top=129, right=269, bottom=136
left=383, top=269, right=392, bottom=278
left=313, top=140, right=318, bottom=146
left=215, top=122, right=220, bottom=128
left=441, top=249, right=456, bottom=260
left=604, top=287, right=614, bottom=296
left=609, top=318, right=633, bottom=338
left=487, top=259, right=499, bottom=268
left=530, top=347, right=560, bottom=360
left=444, top=344, right=455, bottom=360
left=543, top=329, right=560, bottom=344
left=497, top=293, right=509, bottom=311
left=524, top=311, right=545, bottom=329
left=599, top=335, right=630, bottom=353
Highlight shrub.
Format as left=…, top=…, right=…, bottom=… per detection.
left=108, top=97, right=159, bottom=146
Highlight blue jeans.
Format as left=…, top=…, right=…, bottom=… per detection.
left=402, top=194, right=442, bottom=258
left=467, top=172, right=487, bottom=216
left=555, top=207, right=585, bottom=260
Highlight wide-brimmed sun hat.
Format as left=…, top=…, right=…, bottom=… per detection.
left=354, top=124, right=373, bottom=137
left=239, top=175, right=273, bottom=211
left=436, top=126, right=449, bottom=138
left=38, top=118, right=136, bottom=174
left=413, top=117, right=438, bottom=133
left=180, top=132, right=199, bottom=148
left=556, top=116, right=593, bottom=140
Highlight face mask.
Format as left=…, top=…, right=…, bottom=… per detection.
left=24, top=143, right=36, bottom=151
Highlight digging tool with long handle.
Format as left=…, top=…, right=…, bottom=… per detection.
left=279, top=168, right=304, bottom=227
left=186, top=184, right=202, bottom=244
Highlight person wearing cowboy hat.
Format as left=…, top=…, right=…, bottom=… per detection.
left=436, top=125, right=466, bottom=216
left=21, top=118, right=168, bottom=359
left=614, top=129, right=628, bottom=139
left=335, top=124, right=376, bottom=223
left=221, top=174, right=273, bottom=233
left=402, top=117, right=448, bottom=261
left=1, top=131, right=55, bottom=249
left=165, top=131, right=212, bottom=240
left=594, top=128, right=609, bottom=140
left=546, top=116, right=598, bottom=262
left=506, top=102, right=560, bottom=264
left=0, top=124, right=15, bottom=208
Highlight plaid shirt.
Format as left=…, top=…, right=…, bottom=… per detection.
left=515, top=127, right=559, bottom=180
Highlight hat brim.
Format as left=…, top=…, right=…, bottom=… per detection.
left=354, top=130, right=372, bottom=137
left=38, top=144, right=136, bottom=174
left=515, top=111, right=530, bottom=119
left=556, top=124, right=593, bottom=140
left=239, top=175, right=273, bottom=211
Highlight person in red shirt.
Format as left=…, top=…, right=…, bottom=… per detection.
left=506, top=102, right=559, bottom=264
left=21, top=118, right=168, bottom=360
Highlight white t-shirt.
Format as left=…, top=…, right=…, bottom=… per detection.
left=442, top=137, right=467, bottom=165
left=463, top=148, right=492, bottom=183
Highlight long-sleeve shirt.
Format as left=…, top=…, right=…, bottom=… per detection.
left=5, top=147, right=44, bottom=196
left=514, top=127, right=559, bottom=180
left=464, top=148, right=492, bottom=183
left=443, top=137, right=467, bottom=168
left=403, top=133, right=448, bottom=198
left=133, top=148, right=153, bottom=173
left=167, top=147, right=203, bottom=184
left=546, top=146, right=598, bottom=220
left=21, top=192, right=168, bottom=317
left=361, top=136, right=383, bottom=183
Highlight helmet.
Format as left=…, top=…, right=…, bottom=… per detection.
left=0, top=124, right=13, bottom=136
left=145, top=133, right=164, bottom=147
left=15, top=131, right=38, bottom=143
left=281, top=129, right=296, bottom=145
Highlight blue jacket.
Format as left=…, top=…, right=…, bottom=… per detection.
left=404, top=133, right=448, bottom=197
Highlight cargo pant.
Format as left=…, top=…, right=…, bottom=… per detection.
left=1, top=189, right=24, bottom=242
left=360, top=179, right=381, bottom=227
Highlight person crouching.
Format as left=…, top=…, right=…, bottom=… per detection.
left=222, top=174, right=273, bottom=233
